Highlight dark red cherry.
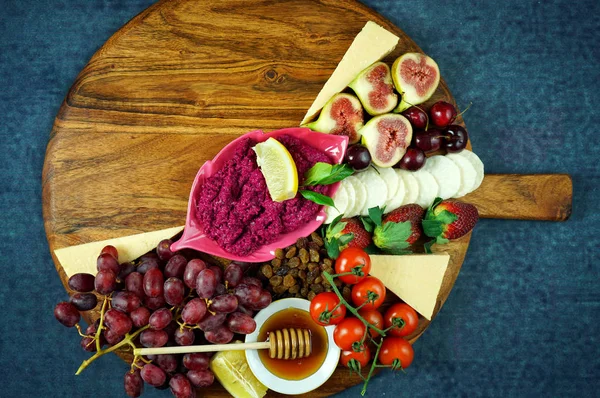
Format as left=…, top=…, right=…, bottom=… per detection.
left=397, top=147, right=426, bottom=171
left=429, top=101, right=457, bottom=128
left=443, top=125, right=469, bottom=153
left=401, top=107, right=428, bottom=129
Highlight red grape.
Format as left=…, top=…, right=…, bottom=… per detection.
left=209, top=265, right=223, bottom=284
left=240, top=277, right=262, bottom=288
left=68, top=273, right=95, bottom=293
left=226, top=312, right=257, bottom=334
left=187, top=369, right=214, bottom=388
left=174, top=328, right=195, bottom=346
left=205, top=324, right=234, bottom=344
left=100, top=245, right=119, bottom=259
left=137, top=258, right=160, bottom=274
left=183, top=259, right=207, bottom=289
left=164, top=254, right=187, bottom=279
left=97, top=252, right=121, bottom=275
left=249, top=290, right=271, bottom=311
left=398, top=147, right=426, bottom=171
left=234, top=284, right=261, bottom=307
left=80, top=336, right=97, bottom=352
left=183, top=353, right=210, bottom=371
left=143, top=268, right=164, bottom=298
left=181, top=298, right=207, bottom=325
left=156, top=354, right=179, bottom=373
left=104, top=309, right=133, bottom=336
left=125, top=272, right=145, bottom=298
left=198, top=312, right=226, bottom=332
left=224, top=263, right=243, bottom=288
left=124, top=369, right=143, bottom=397
left=401, top=106, right=428, bottom=129
left=149, top=308, right=173, bottom=330
left=236, top=305, right=254, bottom=317
left=196, top=269, right=217, bottom=299
left=430, top=101, right=457, bottom=127
left=141, top=363, right=166, bottom=387
left=169, top=373, right=193, bottom=398
left=69, top=293, right=97, bottom=311
left=144, top=295, right=166, bottom=310
left=54, top=302, right=80, bottom=327
left=112, top=291, right=141, bottom=313
left=156, top=239, right=175, bottom=261
left=210, top=294, right=238, bottom=313
left=140, top=329, right=169, bottom=348
left=130, top=307, right=151, bottom=328
left=164, top=277, right=185, bottom=306
left=118, top=262, right=136, bottom=281
left=104, top=329, right=125, bottom=346
left=215, top=283, right=227, bottom=296
left=95, top=270, right=117, bottom=295
left=345, top=144, right=372, bottom=171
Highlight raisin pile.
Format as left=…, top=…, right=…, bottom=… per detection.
left=259, top=232, right=352, bottom=301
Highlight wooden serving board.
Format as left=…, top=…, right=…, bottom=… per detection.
left=42, top=0, right=572, bottom=396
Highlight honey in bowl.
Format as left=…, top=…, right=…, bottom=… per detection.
left=258, top=307, right=328, bottom=380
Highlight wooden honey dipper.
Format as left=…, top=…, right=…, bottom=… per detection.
left=134, top=328, right=312, bottom=359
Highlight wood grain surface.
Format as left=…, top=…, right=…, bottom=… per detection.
left=42, top=0, right=571, bottom=396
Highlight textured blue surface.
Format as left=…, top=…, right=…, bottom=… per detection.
left=0, top=0, right=598, bottom=397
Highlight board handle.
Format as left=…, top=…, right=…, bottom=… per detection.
left=461, top=174, right=572, bottom=221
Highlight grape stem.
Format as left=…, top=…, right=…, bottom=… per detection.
left=94, top=296, right=109, bottom=352
left=321, top=272, right=385, bottom=335
left=75, top=324, right=150, bottom=375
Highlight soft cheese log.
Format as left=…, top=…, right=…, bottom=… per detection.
left=55, top=226, right=184, bottom=277
left=300, top=21, right=399, bottom=125
left=369, top=254, right=450, bottom=320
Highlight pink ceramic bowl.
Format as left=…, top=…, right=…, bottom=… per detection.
left=170, top=127, right=348, bottom=262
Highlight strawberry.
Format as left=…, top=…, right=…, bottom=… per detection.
left=422, top=198, right=479, bottom=245
left=372, top=204, right=425, bottom=253
left=324, top=217, right=372, bottom=259
left=339, top=218, right=372, bottom=250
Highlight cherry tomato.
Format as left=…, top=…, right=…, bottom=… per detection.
left=333, top=317, right=367, bottom=351
left=309, top=292, right=346, bottom=326
left=351, top=276, right=386, bottom=311
left=378, top=337, right=414, bottom=369
left=384, top=303, right=419, bottom=337
left=358, top=308, right=384, bottom=337
left=335, top=247, right=371, bottom=285
left=340, top=345, right=372, bottom=370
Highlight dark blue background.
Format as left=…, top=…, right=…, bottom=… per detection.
left=1, top=0, right=598, bottom=396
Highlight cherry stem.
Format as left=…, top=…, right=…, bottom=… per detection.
left=75, top=324, right=150, bottom=375
left=322, top=272, right=385, bottom=336
left=360, top=339, right=383, bottom=396
left=456, top=102, right=473, bottom=119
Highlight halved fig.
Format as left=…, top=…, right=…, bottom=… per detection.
left=302, top=93, right=364, bottom=144
left=391, top=53, right=440, bottom=112
left=360, top=114, right=413, bottom=168
left=349, top=62, right=398, bottom=116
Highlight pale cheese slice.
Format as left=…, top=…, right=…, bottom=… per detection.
left=55, top=226, right=184, bottom=277
left=300, top=21, right=400, bottom=125
left=369, top=254, right=450, bottom=320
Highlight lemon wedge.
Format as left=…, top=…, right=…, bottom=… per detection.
left=210, top=344, right=268, bottom=398
left=253, top=138, right=298, bottom=202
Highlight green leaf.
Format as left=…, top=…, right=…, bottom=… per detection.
left=372, top=221, right=412, bottom=251
left=422, top=219, right=444, bottom=238
left=435, top=209, right=458, bottom=225
left=338, top=233, right=354, bottom=246
left=368, top=206, right=384, bottom=227
left=303, top=162, right=333, bottom=186
left=424, top=239, right=435, bottom=254
left=360, top=216, right=375, bottom=233
left=328, top=214, right=344, bottom=228
left=363, top=244, right=382, bottom=255
left=300, top=190, right=336, bottom=208
left=425, top=197, right=444, bottom=220
left=324, top=237, right=341, bottom=259
left=303, top=162, right=354, bottom=186
left=328, top=220, right=346, bottom=237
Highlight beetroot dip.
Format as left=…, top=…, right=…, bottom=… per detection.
left=195, top=135, right=332, bottom=257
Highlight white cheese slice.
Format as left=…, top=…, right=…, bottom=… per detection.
left=300, top=21, right=400, bottom=125
left=369, top=254, right=450, bottom=320
left=55, top=226, right=184, bottom=277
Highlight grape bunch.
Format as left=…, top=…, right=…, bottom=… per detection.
left=54, top=240, right=272, bottom=397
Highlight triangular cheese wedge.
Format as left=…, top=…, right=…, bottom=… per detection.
left=369, top=254, right=450, bottom=320
left=55, top=226, right=184, bottom=277
left=300, top=21, right=400, bottom=125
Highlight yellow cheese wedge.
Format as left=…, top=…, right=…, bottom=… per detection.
left=55, top=226, right=184, bottom=277
left=300, top=21, right=400, bottom=125
left=369, top=254, right=450, bottom=320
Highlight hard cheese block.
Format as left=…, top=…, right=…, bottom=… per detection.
left=369, top=254, right=450, bottom=320
left=300, top=21, right=399, bottom=125
left=55, top=226, right=184, bottom=277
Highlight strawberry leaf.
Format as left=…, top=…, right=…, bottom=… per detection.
left=300, top=190, right=336, bottom=209
left=434, top=209, right=458, bottom=225
left=360, top=216, right=375, bottom=233
left=372, top=221, right=412, bottom=251
left=324, top=237, right=341, bottom=259
left=422, top=219, right=444, bottom=238
left=328, top=220, right=347, bottom=238
left=368, top=206, right=384, bottom=227
left=363, top=244, right=382, bottom=255
left=424, top=239, right=435, bottom=254
left=338, top=233, right=355, bottom=246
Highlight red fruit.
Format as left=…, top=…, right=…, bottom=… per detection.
left=429, top=101, right=457, bottom=128
left=373, top=204, right=425, bottom=253
left=423, top=198, right=479, bottom=242
left=340, top=218, right=372, bottom=250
